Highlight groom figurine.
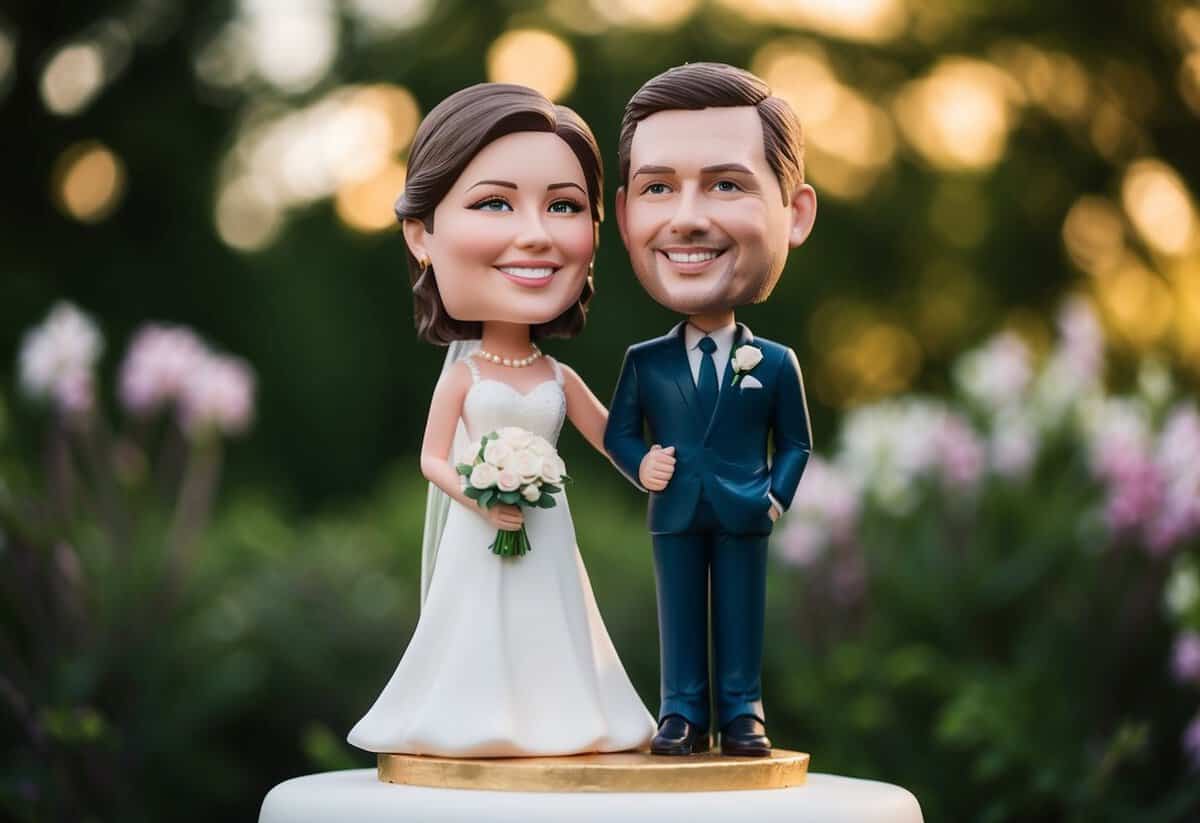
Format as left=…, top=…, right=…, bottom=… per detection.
left=605, top=63, right=817, bottom=757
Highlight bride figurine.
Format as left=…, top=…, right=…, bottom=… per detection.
left=347, top=83, right=656, bottom=757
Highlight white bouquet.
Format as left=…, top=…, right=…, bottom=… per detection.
left=456, top=426, right=567, bottom=557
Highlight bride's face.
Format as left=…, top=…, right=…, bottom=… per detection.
left=410, top=131, right=595, bottom=326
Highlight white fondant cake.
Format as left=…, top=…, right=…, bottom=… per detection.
left=258, top=769, right=923, bottom=823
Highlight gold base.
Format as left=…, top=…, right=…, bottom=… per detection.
left=377, top=748, right=809, bottom=793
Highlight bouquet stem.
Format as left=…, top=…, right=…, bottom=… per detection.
left=490, top=525, right=531, bottom=557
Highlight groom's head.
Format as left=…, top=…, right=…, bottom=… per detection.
left=616, top=63, right=816, bottom=316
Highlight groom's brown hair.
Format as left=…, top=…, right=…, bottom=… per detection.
left=618, top=62, right=805, bottom=205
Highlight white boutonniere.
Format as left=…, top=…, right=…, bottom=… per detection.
left=731, top=343, right=763, bottom=385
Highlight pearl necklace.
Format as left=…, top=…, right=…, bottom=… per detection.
left=473, top=344, right=543, bottom=368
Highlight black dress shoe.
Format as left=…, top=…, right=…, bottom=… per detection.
left=720, top=715, right=772, bottom=757
left=650, top=714, right=709, bottom=755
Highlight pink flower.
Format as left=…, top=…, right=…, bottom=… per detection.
left=1184, top=713, right=1200, bottom=770
left=776, top=520, right=828, bottom=567
left=936, top=413, right=986, bottom=491
left=1103, top=455, right=1164, bottom=540
left=119, top=325, right=206, bottom=416
left=179, top=354, right=256, bottom=438
left=1057, top=296, right=1104, bottom=382
left=1173, top=632, right=1200, bottom=685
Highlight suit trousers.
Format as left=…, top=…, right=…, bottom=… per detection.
left=652, top=494, right=768, bottom=732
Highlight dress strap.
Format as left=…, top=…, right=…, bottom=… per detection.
left=463, top=354, right=480, bottom=383
left=549, top=356, right=564, bottom=386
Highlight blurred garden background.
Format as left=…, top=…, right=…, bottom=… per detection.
left=3, top=0, right=1200, bottom=820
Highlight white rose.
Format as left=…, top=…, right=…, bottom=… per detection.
left=521, top=484, right=541, bottom=503
left=469, top=462, right=498, bottom=490
left=733, top=345, right=763, bottom=372
left=530, top=436, right=556, bottom=458
left=540, top=455, right=566, bottom=484
left=483, top=439, right=512, bottom=467
left=511, top=450, right=543, bottom=480
left=496, top=468, right=521, bottom=492
left=499, top=426, right=534, bottom=449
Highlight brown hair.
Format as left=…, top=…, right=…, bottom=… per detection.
left=397, top=83, right=603, bottom=345
left=617, top=62, right=804, bottom=204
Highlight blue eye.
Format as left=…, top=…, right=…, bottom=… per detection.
left=713, top=180, right=741, bottom=193
left=642, top=182, right=671, bottom=195
left=471, top=197, right=512, bottom=211
left=549, top=200, right=584, bottom=214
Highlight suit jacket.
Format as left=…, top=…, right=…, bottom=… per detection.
left=604, top=322, right=812, bottom=536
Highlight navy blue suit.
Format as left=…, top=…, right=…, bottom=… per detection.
left=604, top=322, right=812, bottom=730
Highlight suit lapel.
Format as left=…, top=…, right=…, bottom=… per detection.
left=703, top=323, right=753, bottom=443
left=667, top=322, right=705, bottom=429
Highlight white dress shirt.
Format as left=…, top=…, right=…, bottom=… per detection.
left=683, top=321, right=785, bottom=515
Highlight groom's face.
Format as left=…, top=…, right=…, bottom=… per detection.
left=617, top=106, right=796, bottom=316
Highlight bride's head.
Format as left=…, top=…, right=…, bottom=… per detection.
left=398, top=84, right=603, bottom=345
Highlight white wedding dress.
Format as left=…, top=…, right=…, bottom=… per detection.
left=348, top=356, right=655, bottom=757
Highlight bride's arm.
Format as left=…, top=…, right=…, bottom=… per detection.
left=419, top=363, right=523, bottom=531
left=560, top=363, right=608, bottom=456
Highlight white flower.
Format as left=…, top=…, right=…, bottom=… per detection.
left=540, top=454, right=566, bottom=484
left=510, top=450, right=543, bottom=481
left=18, top=302, right=103, bottom=414
left=732, top=344, right=763, bottom=373
left=483, top=439, right=513, bottom=467
left=1165, top=566, right=1200, bottom=618
left=496, top=468, right=521, bottom=492
left=521, top=484, right=541, bottom=503
left=179, top=354, right=256, bottom=438
left=498, top=426, right=533, bottom=449
left=529, top=436, right=556, bottom=458
left=469, top=462, right=498, bottom=490
left=954, top=332, right=1032, bottom=411
left=119, top=324, right=207, bottom=416
left=990, top=408, right=1039, bottom=478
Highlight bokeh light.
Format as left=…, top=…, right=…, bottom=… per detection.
left=346, top=0, right=433, bottom=35
left=810, top=299, right=923, bottom=406
left=200, top=0, right=339, bottom=95
left=993, top=43, right=1090, bottom=122
left=1063, top=196, right=1125, bottom=277
left=336, top=162, right=407, bottom=233
left=722, top=0, right=908, bottom=43
left=753, top=40, right=894, bottom=199
left=1121, top=158, right=1197, bottom=257
left=215, top=176, right=282, bottom=252
left=1095, top=255, right=1174, bottom=349
left=0, top=25, right=15, bottom=100
left=590, top=0, right=700, bottom=29
left=1181, top=52, right=1200, bottom=116
left=52, top=141, right=127, bottom=222
left=486, top=29, right=576, bottom=102
left=893, top=57, right=1023, bottom=171
left=41, top=43, right=105, bottom=115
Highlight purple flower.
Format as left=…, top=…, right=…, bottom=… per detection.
left=1184, top=713, right=1200, bottom=770
left=1056, top=296, right=1104, bottom=382
left=1103, top=455, right=1165, bottom=540
left=119, top=325, right=207, bottom=416
left=1173, top=632, right=1200, bottom=684
left=179, top=353, right=256, bottom=438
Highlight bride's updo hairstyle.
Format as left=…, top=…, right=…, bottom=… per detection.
left=397, top=83, right=603, bottom=345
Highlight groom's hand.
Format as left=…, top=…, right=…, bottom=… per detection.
left=639, top=445, right=676, bottom=492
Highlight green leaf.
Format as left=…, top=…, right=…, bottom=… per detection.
left=464, top=486, right=482, bottom=500
left=537, top=494, right=556, bottom=508
left=479, top=489, right=495, bottom=508
left=498, top=491, right=520, bottom=505
left=456, top=463, right=473, bottom=476
left=541, top=484, right=561, bottom=495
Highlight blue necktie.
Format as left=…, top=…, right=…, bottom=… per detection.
left=697, top=336, right=718, bottom=423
